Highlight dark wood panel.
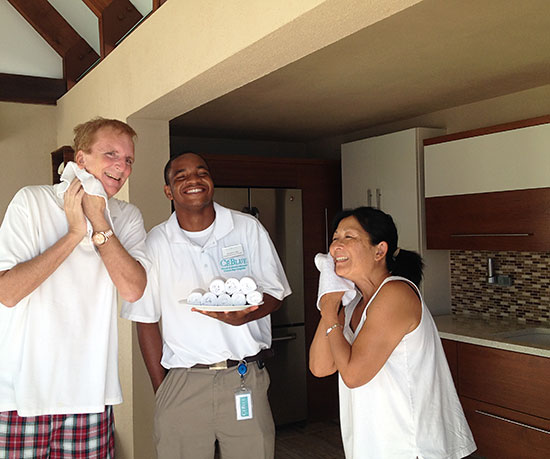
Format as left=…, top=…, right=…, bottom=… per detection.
left=441, top=339, right=458, bottom=388
left=425, top=188, right=550, bottom=251
left=98, top=0, right=143, bottom=57
left=461, top=396, right=550, bottom=459
left=458, top=343, right=550, bottom=420
left=0, top=73, right=65, bottom=105
left=153, top=0, right=168, bottom=10
left=424, top=116, right=550, bottom=146
left=51, top=145, right=75, bottom=184
left=203, top=153, right=342, bottom=421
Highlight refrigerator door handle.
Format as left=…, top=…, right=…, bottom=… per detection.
left=272, top=333, right=297, bottom=342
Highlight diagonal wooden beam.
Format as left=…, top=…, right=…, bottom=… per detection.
left=0, top=73, right=66, bottom=105
left=153, top=0, right=168, bottom=10
left=6, top=0, right=99, bottom=88
left=83, top=0, right=143, bottom=58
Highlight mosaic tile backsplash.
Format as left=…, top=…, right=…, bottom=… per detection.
left=450, top=251, right=550, bottom=324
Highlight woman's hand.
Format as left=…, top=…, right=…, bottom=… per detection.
left=319, top=291, right=344, bottom=322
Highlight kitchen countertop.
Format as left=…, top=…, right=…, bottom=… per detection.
left=434, top=314, right=550, bottom=358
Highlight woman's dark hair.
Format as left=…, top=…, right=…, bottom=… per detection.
left=332, top=206, right=424, bottom=286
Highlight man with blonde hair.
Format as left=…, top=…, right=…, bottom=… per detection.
left=0, top=117, right=149, bottom=458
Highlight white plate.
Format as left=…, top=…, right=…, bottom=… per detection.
left=178, top=300, right=263, bottom=312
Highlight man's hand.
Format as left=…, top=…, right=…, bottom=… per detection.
left=192, top=305, right=260, bottom=326
left=82, top=193, right=107, bottom=229
left=63, top=179, right=87, bottom=240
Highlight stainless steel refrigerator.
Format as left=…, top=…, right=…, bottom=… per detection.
left=214, top=187, right=307, bottom=426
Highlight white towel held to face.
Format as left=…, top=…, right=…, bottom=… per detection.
left=314, top=253, right=356, bottom=310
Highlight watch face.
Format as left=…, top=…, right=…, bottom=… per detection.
left=93, top=232, right=107, bottom=245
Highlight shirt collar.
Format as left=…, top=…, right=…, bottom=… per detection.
left=166, top=202, right=234, bottom=245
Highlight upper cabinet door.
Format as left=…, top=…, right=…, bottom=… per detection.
left=342, top=128, right=443, bottom=253
left=424, top=120, right=550, bottom=251
left=425, top=123, right=550, bottom=198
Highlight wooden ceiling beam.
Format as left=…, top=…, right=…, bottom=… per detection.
left=83, top=0, right=143, bottom=58
left=6, top=0, right=99, bottom=89
left=153, top=0, right=168, bottom=10
left=0, top=73, right=66, bottom=105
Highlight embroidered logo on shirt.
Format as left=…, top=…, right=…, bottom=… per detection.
left=220, top=257, right=248, bottom=273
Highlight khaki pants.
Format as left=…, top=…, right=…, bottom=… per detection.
left=154, top=364, right=275, bottom=459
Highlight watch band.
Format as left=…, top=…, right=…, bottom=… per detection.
left=326, top=323, right=343, bottom=336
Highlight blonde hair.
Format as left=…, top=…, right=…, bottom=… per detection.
left=73, top=117, right=137, bottom=153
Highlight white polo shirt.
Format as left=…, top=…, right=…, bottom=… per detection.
left=121, top=203, right=292, bottom=368
left=0, top=185, right=149, bottom=416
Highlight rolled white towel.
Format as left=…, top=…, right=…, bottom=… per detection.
left=246, top=289, right=263, bottom=306
left=314, top=253, right=356, bottom=310
left=217, top=293, right=232, bottom=306
left=201, top=292, right=218, bottom=306
left=187, top=288, right=206, bottom=305
left=209, top=277, right=226, bottom=295
left=239, top=276, right=257, bottom=294
left=224, top=277, right=241, bottom=295
left=231, top=292, right=246, bottom=306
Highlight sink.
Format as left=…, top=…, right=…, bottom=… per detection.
left=493, top=328, right=550, bottom=347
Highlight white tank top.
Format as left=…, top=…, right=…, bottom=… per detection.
left=339, top=276, right=476, bottom=459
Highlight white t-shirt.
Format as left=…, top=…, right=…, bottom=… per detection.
left=0, top=185, right=149, bottom=416
left=339, top=276, right=476, bottom=459
left=121, top=203, right=292, bottom=368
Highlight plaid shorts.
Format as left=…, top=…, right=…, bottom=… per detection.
left=0, top=406, right=114, bottom=459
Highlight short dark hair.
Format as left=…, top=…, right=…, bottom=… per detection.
left=163, top=151, right=210, bottom=185
left=332, top=206, right=424, bottom=286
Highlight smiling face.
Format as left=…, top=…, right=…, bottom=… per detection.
left=164, top=153, right=214, bottom=214
left=75, top=126, right=135, bottom=198
left=329, top=215, right=386, bottom=283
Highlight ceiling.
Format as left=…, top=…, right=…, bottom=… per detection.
left=0, top=0, right=161, bottom=103
left=3, top=0, right=550, bottom=143
left=170, top=0, right=550, bottom=142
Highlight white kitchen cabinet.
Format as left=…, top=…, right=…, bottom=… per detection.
left=341, top=128, right=450, bottom=314
left=424, top=122, right=550, bottom=198
left=424, top=119, right=550, bottom=251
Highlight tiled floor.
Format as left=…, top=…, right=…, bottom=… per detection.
left=213, top=419, right=344, bottom=459
left=274, top=420, right=345, bottom=459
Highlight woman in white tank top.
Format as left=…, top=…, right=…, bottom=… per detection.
left=309, top=207, right=476, bottom=459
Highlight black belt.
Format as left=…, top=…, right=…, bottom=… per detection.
left=191, top=348, right=274, bottom=370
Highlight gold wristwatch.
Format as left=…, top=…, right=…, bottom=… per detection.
left=92, top=229, right=113, bottom=246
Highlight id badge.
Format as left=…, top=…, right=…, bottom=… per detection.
left=235, top=388, right=253, bottom=420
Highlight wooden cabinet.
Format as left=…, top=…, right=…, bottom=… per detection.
left=441, top=339, right=550, bottom=458
left=424, top=117, right=550, bottom=251
left=425, top=187, right=550, bottom=251
left=341, top=128, right=451, bottom=314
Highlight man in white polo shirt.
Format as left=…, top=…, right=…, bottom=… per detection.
left=0, top=118, right=149, bottom=458
left=122, top=152, right=291, bottom=459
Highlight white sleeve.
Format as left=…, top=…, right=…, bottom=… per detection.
left=120, top=241, right=161, bottom=323
left=113, top=204, right=151, bottom=273
left=0, top=188, right=37, bottom=272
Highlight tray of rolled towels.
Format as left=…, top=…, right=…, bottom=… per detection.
left=179, top=276, right=264, bottom=311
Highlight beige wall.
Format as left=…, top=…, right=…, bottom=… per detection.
left=0, top=102, right=57, bottom=220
